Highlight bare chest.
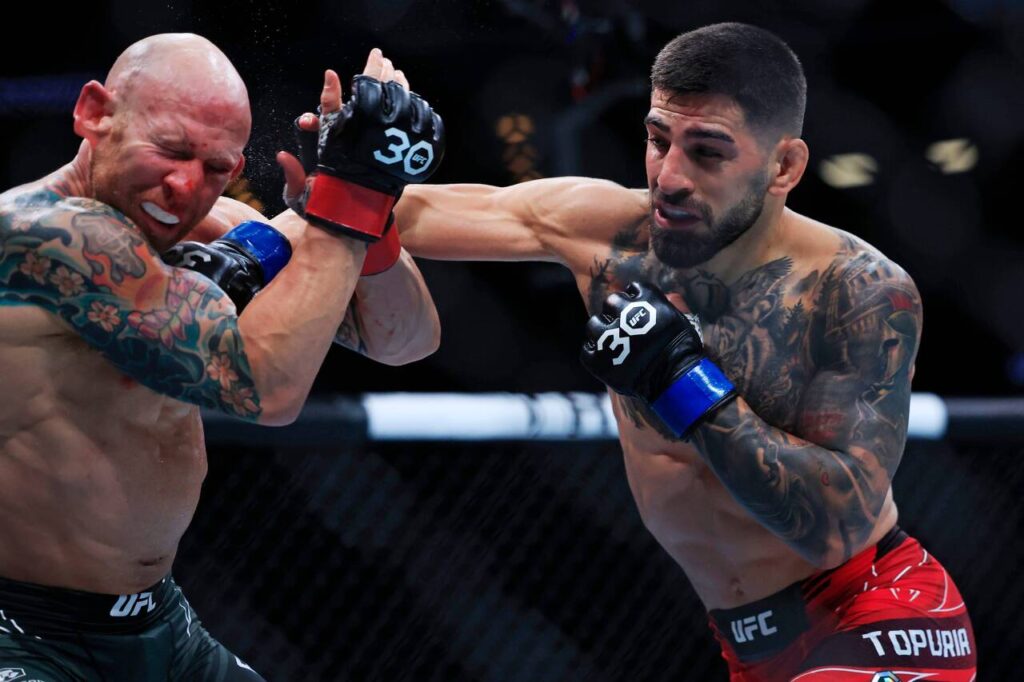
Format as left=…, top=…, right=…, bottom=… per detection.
left=0, top=305, right=201, bottom=447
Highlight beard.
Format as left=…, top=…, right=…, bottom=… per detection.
left=650, top=170, right=772, bottom=268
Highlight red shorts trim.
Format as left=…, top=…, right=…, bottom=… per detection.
left=708, top=528, right=976, bottom=682
left=793, top=666, right=976, bottom=681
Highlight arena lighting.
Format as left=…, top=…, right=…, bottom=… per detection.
left=496, top=114, right=534, bottom=143
left=925, top=138, right=978, bottom=174
left=225, top=177, right=264, bottom=213
left=0, top=74, right=97, bottom=115
left=818, top=153, right=878, bottom=188
left=496, top=113, right=544, bottom=182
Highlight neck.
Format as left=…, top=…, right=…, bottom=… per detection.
left=43, top=140, right=95, bottom=199
left=654, top=199, right=791, bottom=319
left=696, top=199, right=787, bottom=281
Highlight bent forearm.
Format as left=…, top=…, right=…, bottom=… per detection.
left=691, top=397, right=888, bottom=569
left=336, top=249, right=440, bottom=365
left=238, top=213, right=365, bottom=425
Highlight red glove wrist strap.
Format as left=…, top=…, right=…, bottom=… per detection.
left=361, top=222, right=401, bottom=275
left=305, top=174, right=396, bottom=239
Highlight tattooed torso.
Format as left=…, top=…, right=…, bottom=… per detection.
left=578, top=208, right=915, bottom=609
left=0, top=174, right=236, bottom=594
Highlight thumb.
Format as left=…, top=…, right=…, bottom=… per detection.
left=320, top=69, right=343, bottom=114
left=276, top=151, right=307, bottom=200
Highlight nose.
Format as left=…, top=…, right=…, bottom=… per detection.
left=163, top=160, right=203, bottom=200
left=654, top=146, right=695, bottom=198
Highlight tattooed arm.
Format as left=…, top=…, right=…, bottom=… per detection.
left=691, top=261, right=922, bottom=569
left=0, top=196, right=361, bottom=425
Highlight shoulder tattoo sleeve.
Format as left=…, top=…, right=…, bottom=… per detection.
left=692, top=254, right=922, bottom=565
left=0, top=197, right=263, bottom=420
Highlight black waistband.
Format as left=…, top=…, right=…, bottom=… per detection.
left=0, top=574, right=177, bottom=635
left=709, top=580, right=811, bottom=662
left=709, top=524, right=908, bottom=662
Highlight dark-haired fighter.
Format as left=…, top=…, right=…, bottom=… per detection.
left=396, top=22, right=975, bottom=681
left=0, top=35, right=441, bottom=680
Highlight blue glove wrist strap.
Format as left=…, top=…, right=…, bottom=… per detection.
left=222, top=221, right=292, bottom=284
left=651, top=357, right=736, bottom=437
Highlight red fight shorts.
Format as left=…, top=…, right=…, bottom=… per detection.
left=708, top=525, right=976, bottom=681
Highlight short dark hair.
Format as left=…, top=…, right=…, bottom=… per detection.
left=651, top=22, right=807, bottom=138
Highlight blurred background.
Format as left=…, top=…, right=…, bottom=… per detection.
left=2, top=0, right=1022, bottom=679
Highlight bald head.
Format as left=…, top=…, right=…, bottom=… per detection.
left=72, top=33, right=254, bottom=251
left=105, top=33, right=251, bottom=137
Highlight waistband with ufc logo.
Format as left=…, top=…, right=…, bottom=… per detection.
left=708, top=581, right=811, bottom=662
left=0, top=574, right=176, bottom=635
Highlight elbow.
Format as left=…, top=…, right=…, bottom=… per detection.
left=253, top=388, right=307, bottom=427
left=376, top=323, right=441, bottom=366
left=256, top=409, right=301, bottom=427
left=207, top=392, right=302, bottom=427
left=403, top=316, right=442, bottom=363
left=373, top=307, right=441, bottom=366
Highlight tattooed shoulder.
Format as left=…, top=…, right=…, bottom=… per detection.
left=586, top=221, right=653, bottom=314
left=0, top=192, right=264, bottom=421
left=801, top=241, right=921, bottom=468
left=813, top=243, right=922, bottom=369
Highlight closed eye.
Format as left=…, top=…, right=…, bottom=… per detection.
left=160, top=147, right=191, bottom=161
left=694, top=146, right=723, bottom=159
left=646, top=135, right=669, bottom=152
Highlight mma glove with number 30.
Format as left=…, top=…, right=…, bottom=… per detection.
left=580, top=281, right=736, bottom=438
left=299, top=75, right=445, bottom=243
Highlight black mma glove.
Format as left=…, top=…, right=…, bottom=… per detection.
left=291, top=109, right=402, bottom=275
left=162, top=221, right=292, bottom=313
left=580, top=281, right=736, bottom=438
left=300, top=75, right=444, bottom=242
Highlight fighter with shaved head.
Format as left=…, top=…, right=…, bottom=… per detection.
left=0, top=34, right=444, bottom=680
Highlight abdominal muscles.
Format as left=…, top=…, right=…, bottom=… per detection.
left=614, top=397, right=816, bottom=609
left=0, top=321, right=207, bottom=593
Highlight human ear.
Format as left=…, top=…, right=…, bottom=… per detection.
left=72, top=81, right=115, bottom=143
left=767, top=137, right=809, bottom=196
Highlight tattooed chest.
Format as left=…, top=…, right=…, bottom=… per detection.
left=588, top=250, right=824, bottom=434
left=698, top=302, right=813, bottom=430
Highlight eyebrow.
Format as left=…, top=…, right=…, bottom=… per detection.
left=687, top=129, right=736, bottom=144
left=644, top=115, right=671, bottom=133
left=643, top=115, right=736, bottom=145
left=152, top=130, right=238, bottom=168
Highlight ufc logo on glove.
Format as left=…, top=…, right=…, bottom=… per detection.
left=596, top=301, right=658, bottom=365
